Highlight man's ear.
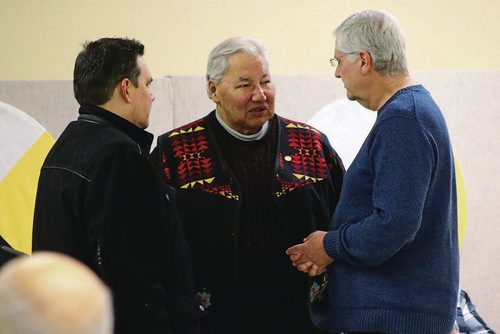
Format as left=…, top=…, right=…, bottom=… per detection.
left=359, top=50, right=372, bottom=74
left=120, top=78, right=132, bottom=103
left=208, top=81, right=219, bottom=103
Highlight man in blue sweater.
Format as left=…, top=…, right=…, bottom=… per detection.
left=287, top=9, right=459, bottom=334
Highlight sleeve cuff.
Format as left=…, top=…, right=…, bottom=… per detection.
left=323, top=231, right=340, bottom=260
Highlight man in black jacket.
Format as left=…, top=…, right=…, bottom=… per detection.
left=32, top=37, right=201, bottom=334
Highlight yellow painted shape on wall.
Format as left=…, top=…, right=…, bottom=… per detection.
left=0, top=131, right=54, bottom=254
left=455, top=160, right=467, bottom=249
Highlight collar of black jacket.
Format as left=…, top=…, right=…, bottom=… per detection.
left=78, top=104, right=154, bottom=154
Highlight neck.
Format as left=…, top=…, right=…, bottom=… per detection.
left=365, top=74, right=414, bottom=111
left=99, top=97, right=136, bottom=127
left=99, top=100, right=123, bottom=118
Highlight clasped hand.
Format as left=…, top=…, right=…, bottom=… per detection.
left=285, top=230, right=334, bottom=277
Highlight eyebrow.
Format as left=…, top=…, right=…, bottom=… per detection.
left=236, top=74, right=270, bottom=82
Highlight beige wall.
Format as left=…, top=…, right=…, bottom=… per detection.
left=1, top=0, right=500, bottom=80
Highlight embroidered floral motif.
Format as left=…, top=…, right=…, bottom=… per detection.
left=310, top=274, right=328, bottom=303
left=197, top=288, right=212, bottom=310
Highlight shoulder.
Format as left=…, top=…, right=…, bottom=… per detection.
left=379, top=85, right=436, bottom=121
left=94, top=126, right=143, bottom=156
left=278, top=115, right=332, bottom=145
left=89, top=127, right=147, bottom=171
left=51, top=121, right=142, bottom=160
left=374, top=85, right=441, bottom=141
left=278, top=116, right=323, bottom=135
left=158, top=116, right=209, bottom=141
left=45, top=123, right=146, bottom=182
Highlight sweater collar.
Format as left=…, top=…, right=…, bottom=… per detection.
left=78, top=104, right=154, bottom=154
left=214, top=110, right=270, bottom=141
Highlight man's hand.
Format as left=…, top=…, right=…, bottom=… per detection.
left=286, top=231, right=334, bottom=275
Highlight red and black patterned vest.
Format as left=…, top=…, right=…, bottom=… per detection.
left=158, top=113, right=343, bottom=201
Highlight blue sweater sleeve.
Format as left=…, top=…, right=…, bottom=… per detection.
left=324, top=116, right=435, bottom=266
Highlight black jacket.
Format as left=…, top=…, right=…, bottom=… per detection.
left=153, top=111, right=344, bottom=334
left=33, top=105, right=201, bottom=334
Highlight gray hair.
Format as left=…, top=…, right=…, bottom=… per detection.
left=333, top=9, right=408, bottom=76
left=206, top=37, right=269, bottom=96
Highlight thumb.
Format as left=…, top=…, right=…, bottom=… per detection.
left=286, top=244, right=301, bottom=255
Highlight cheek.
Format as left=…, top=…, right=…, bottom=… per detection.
left=146, top=91, right=154, bottom=104
left=267, top=90, right=276, bottom=102
left=265, top=86, right=276, bottom=99
left=223, top=93, right=249, bottom=110
left=265, top=92, right=276, bottom=109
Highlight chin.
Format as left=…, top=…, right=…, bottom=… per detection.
left=262, top=110, right=274, bottom=121
left=257, top=114, right=272, bottom=125
left=346, top=93, right=356, bottom=101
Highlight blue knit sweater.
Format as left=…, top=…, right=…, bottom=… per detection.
left=323, top=85, right=459, bottom=334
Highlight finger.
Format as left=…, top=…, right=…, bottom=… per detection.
left=303, top=233, right=313, bottom=242
left=297, top=262, right=313, bottom=273
left=286, top=244, right=302, bottom=255
left=289, top=253, right=303, bottom=266
left=308, top=265, right=319, bottom=277
left=316, top=266, right=327, bottom=275
left=292, top=256, right=310, bottom=267
left=289, top=253, right=302, bottom=262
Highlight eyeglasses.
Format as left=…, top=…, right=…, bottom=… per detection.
left=329, top=52, right=358, bottom=67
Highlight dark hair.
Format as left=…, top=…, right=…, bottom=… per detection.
left=73, top=37, right=144, bottom=106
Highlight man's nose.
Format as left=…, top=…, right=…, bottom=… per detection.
left=334, top=66, right=341, bottom=78
left=252, top=86, right=267, bottom=101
